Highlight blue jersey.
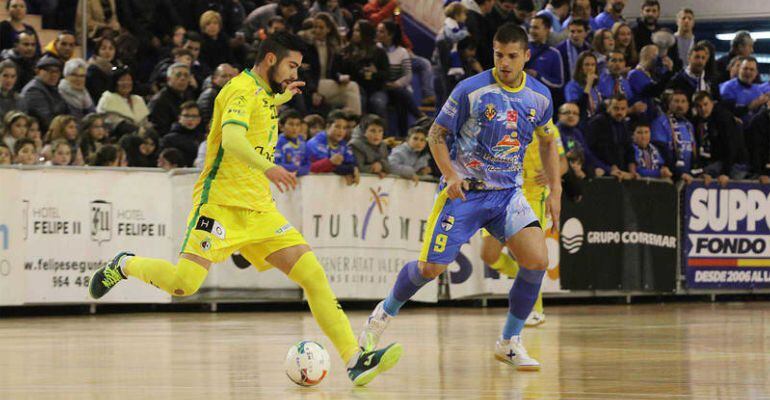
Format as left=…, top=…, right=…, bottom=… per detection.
left=651, top=114, right=695, bottom=175
left=435, top=69, right=555, bottom=190
left=275, top=134, right=310, bottom=176
left=306, top=131, right=356, bottom=165
left=628, top=142, right=666, bottom=178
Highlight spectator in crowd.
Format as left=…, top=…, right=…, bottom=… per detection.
left=350, top=115, right=390, bottom=178
left=26, top=115, right=42, bottom=151
left=463, top=0, right=496, bottom=70
left=119, top=128, right=159, bottom=167
left=556, top=19, right=590, bottom=83
left=197, top=63, right=237, bottom=129
left=304, top=114, right=325, bottom=138
left=46, top=139, right=73, bottom=166
left=244, top=0, right=304, bottom=39
left=561, top=0, right=597, bottom=31
left=715, top=31, right=753, bottom=84
left=439, top=2, right=471, bottom=80
left=159, top=101, right=204, bottom=167
left=586, top=94, right=633, bottom=179
left=13, top=137, right=38, bottom=165
left=692, top=91, right=749, bottom=185
left=626, top=120, right=671, bottom=179
left=42, top=114, right=84, bottom=165
left=631, top=0, right=661, bottom=51
left=89, top=144, right=124, bottom=166
left=597, top=51, right=633, bottom=107
left=43, top=31, right=77, bottom=63
left=21, top=56, right=68, bottom=132
left=1, top=32, right=38, bottom=91
left=389, top=125, right=432, bottom=183
left=96, top=66, right=150, bottom=129
left=719, top=57, right=768, bottom=124
left=182, top=32, right=213, bottom=88
left=591, top=28, right=614, bottom=75
left=674, top=8, right=696, bottom=68
left=199, top=11, right=235, bottom=71
left=79, top=112, right=109, bottom=161
left=307, top=110, right=359, bottom=184
left=338, top=20, right=389, bottom=118
left=628, top=44, right=673, bottom=121
left=0, top=142, right=11, bottom=165
left=75, top=0, right=120, bottom=42
left=594, top=0, right=625, bottom=31
left=157, top=147, right=184, bottom=170
left=0, top=0, right=41, bottom=54
left=458, top=36, right=483, bottom=77
left=0, top=60, right=25, bottom=115
left=557, top=102, right=602, bottom=177
left=59, top=58, right=95, bottom=121
left=697, top=39, right=719, bottom=84
left=1, top=110, right=28, bottom=150
left=150, top=48, right=198, bottom=93
left=564, top=51, right=601, bottom=122
left=537, top=0, right=570, bottom=45
left=666, top=44, right=718, bottom=104
left=749, top=107, right=770, bottom=184
left=310, top=0, right=351, bottom=33
left=526, top=15, right=564, bottom=97
left=86, top=36, right=118, bottom=102
left=613, top=22, right=638, bottom=69
left=364, top=0, right=411, bottom=47
left=162, top=26, right=187, bottom=59
left=651, top=90, right=695, bottom=181
left=149, top=63, right=195, bottom=135
left=119, top=0, right=180, bottom=58
left=376, top=21, right=428, bottom=137
left=275, top=109, right=310, bottom=177
left=314, top=12, right=362, bottom=116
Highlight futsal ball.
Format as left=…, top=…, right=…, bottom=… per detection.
left=284, top=341, right=330, bottom=386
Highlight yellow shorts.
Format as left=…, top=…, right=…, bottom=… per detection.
left=480, top=187, right=548, bottom=239
left=180, top=203, right=307, bottom=270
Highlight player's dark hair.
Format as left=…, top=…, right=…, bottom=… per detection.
left=279, top=108, right=302, bottom=125
left=493, top=23, right=529, bottom=48
left=256, top=32, right=306, bottom=65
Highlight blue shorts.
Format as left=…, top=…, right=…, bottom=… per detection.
left=419, top=187, right=539, bottom=265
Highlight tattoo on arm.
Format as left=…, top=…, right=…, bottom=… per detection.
left=428, top=124, right=448, bottom=145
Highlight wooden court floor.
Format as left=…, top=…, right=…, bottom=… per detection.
left=1, top=302, right=769, bottom=400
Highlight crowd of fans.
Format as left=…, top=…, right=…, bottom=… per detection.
left=1, top=0, right=770, bottom=186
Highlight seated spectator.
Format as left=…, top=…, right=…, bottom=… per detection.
left=692, top=91, right=749, bottom=185
left=89, top=144, right=124, bottom=166
left=86, top=36, right=117, bottom=102
left=79, top=112, right=109, bottom=162
left=612, top=22, right=638, bottom=68
left=591, top=28, right=615, bottom=75
left=199, top=11, right=234, bottom=71
left=197, top=63, right=237, bottom=129
left=120, top=129, right=159, bottom=167
left=2, top=110, right=28, bottom=149
left=364, top=0, right=411, bottom=48
left=314, top=13, right=362, bottom=115
left=0, top=0, right=40, bottom=54
left=42, top=114, right=84, bottom=165
left=586, top=95, right=633, bottom=179
left=304, top=114, right=325, bottom=138
left=564, top=52, right=601, bottom=122
left=159, top=101, right=204, bottom=167
left=21, top=56, right=68, bottom=132
left=556, top=19, right=591, bottom=83
left=557, top=102, right=603, bottom=177
left=307, top=110, right=359, bottom=184
left=0, top=60, right=26, bottom=115
left=594, top=0, right=626, bottom=31
left=310, top=0, right=351, bottom=34
left=350, top=115, right=390, bottom=178
left=651, top=90, right=695, bottom=182
left=0, top=142, right=11, bottom=165
left=59, top=58, right=95, bottom=121
left=1, top=32, right=39, bottom=91
left=719, top=57, right=768, bottom=124
left=157, top=147, right=184, bottom=170
left=667, top=44, right=719, bottom=103
left=96, top=66, right=150, bottom=129
left=389, top=125, right=432, bottom=182
left=13, top=137, right=38, bottom=165
left=45, top=139, right=73, bottom=166
left=275, top=109, right=310, bottom=177
left=338, top=20, right=389, bottom=119
left=75, top=0, right=120, bottom=42
left=628, top=44, right=674, bottom=121
left=148, top=63, right=195, bottom=135
left=526, top=15, right=564, bottom=97
left=43, top=31, right=77, bottom=63
left=458, top=37, right=483, bottom=78
left=626, top=120, right=672, bottom=179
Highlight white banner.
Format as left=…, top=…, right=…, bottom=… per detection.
left=0, top=169, right=25, bottom=305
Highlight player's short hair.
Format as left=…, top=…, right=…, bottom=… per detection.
left=256, top=32, right=306, bottom=65
left=692, top=90, right=713, bottom=104
left=532, top=14, right=552, bottom=30
left=568, top=19, right=589, bottom=32
left=326, top=109, right=347, bottom=126
left=279, top=108, right=302, bottom=125
left=493, top=23, right=529, bottom=48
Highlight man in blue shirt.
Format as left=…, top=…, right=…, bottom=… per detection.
left=556, top=19, right=591, bottom=83
left=598, top=50, right=633, bottom=102
left=561, top=0, right=598, bottom=32
left=719, top=57, right=770, bottom=124
left=666, top=43, right=719, bottom=103
left=595, top=0, right=626, bottom=30
left=628, top=44, right=674, bottom=121
left=652, top=89, right=696, bottom=182
left=525, top=15, right=564, bottom=99
left=536, top=0, right=570, bottom=45
left=359, top=23, right=562, bottom=372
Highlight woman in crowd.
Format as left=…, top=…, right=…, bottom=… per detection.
left=564, top=52, right=602, bottom=122
left=0, top=0, right=40, bottom=54
left=119, top=128, right=159, bottom=167
left=79, top=112, right=109, bottom=161
left=59, top=58, right=96, bottom=121
left=337, top=20, right=389, bottom=118
left=199, top=11, right=234, bottom=70
left=310, top=0, right=350, bottom=34
left=96, top=66, right=150, bottom=129
left=26, top=115, right=42, bottom=152
left=592, top=28, right=615, bottom=76
left=42, top=114, right=84, bottom=165
left=612, top=22, right=637, bottom=71
left=314, top=12, right=361, bottom=115
left=0, top=60, right=25, bottom=116
left=86, top=36, right=118, bottom=102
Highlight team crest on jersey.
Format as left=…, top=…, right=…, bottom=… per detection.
left=200, top=239, right=211, bottom=251
left=527, top=108, right=537, bottom=123
left=506, top=110, right=518, bottom=129
left=492, top=135, right=521, bottom=157
left=484, top=104, right=497, bottom=121
left=441, top=215, right=455, bottom=231
left=465, top=159, right=483, bottom=170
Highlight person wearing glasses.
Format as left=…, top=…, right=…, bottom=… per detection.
left=59, top=58, right=95, bottom=121
left=148, top=63, right=195, bottom=135
left=160, top=101, right=205, bottom=167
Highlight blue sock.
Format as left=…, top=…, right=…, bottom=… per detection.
left=502, top=267, right=546, bottom=340
left=382, top=261, right=432, bottom=316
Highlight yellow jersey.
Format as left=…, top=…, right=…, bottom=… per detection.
left=192, top=69, right=279, bottom=211
left=522, top=122, right=565, bottom=194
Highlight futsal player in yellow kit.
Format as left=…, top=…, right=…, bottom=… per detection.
left=480, top=126, right=567, bottom=326
left=88, top=32, right=402, bottom=386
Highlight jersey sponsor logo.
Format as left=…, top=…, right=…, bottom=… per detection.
left=492, top=135, right=521, bottom=158
left=195, top=216, right=226, bottom=239
left=275, top=224, right=292, bottom=234
left=527, top=108, right=537, bottom=123
left=484, top=104, right=497, bottom=121
left=441, top=98, right=458, bottom=117
left=465, top=159, right=484, bottom=170
left=441, top=215, right=455, bottom=232
left=506, top=110, right=518, bottom=129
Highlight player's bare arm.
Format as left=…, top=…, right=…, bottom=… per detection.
left=538, top=131, right=562, bottom=229
left=428, top=122, right=468, bottom=200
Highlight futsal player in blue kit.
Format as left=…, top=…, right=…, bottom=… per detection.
left=358, top=23, right=563, bottom=371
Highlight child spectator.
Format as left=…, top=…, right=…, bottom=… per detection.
left=46, top=138, right=72, bottom=166
left=388, top=125, right=432, bottom=183
left=26, top=115, right=42, bottom=151
left=304, top=114, right=325, bottom=139
left=157, top=147, right=184, bottom=170
left=350, top=115, right=391, bottom=178
left=79, top=112, right=109, bottom=162
left=119, top=128, right=159, bottom=167
left=2, top=110, right=28, bottom=150
left=441, top=2, right=470, bottom=79
left=159, top=101, right=204, bottom=167
left=13, top=137, right=38, bottom=165
left=275, top=109, right=310, bottom=177
left=89, top=144, right=124, bottom=167
left=627, top=120, right=672, bottom=179
left=0, top=142, right=11, bottom=165
left=307, top=111, right=359, bottom=184
left=42, top=114, right=84, bottom=165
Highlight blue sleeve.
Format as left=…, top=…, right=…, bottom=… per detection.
left=627, top=71, right=648, bottom=103
left=306, top=138, right=323, bottom=162
left=435, top=82, right=469, bottom=134
left=539, top=51, right=564, bottom=89
left=719, top=81, right=736, bottom=102
left=564, top=81, right=583, bottom=103
left=650, top=116, right=670, bottom=145
left=537, top=86, right=554, bottom=128
left=342, top=143, right=356, bottom=165
left=298, top=144, right=310, bottom=176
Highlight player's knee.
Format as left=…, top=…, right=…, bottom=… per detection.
left=480, top=248, right=500, bottom=265
left=521, top=252, right=548, bottom=271
left=171, top=274, right=203, bottom=297
left=418, top=262, right=446, bottom=279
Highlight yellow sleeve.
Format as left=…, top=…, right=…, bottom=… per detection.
left=221, top=123, right=275, bottom=172
left=222, top=89, right=258, bottom=130
left=534, top=119, right=557, bottom=139
left=553, top=124, right=565, bottom=156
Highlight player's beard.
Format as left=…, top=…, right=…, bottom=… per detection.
left=267, top=64, right=284, bottom=94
